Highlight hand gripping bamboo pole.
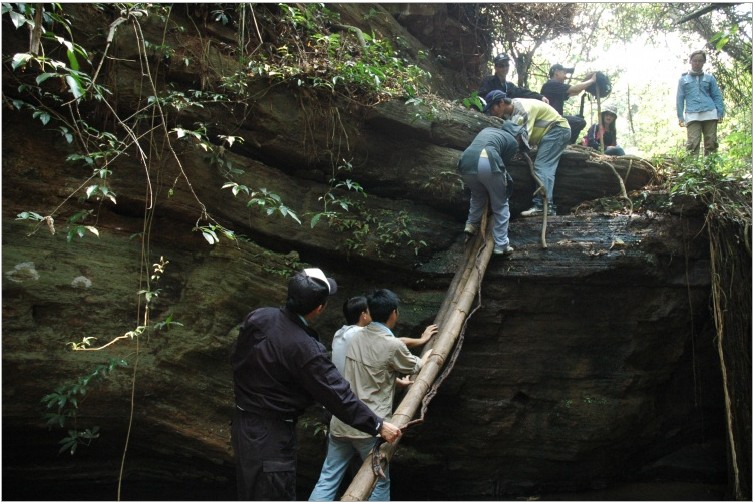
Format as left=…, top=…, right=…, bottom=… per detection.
left=340, top=217, right=496, bottom=501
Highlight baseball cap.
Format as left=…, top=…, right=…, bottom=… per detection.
left=303, top=268, right=337, bottom=295
left=493, top=54, right=511, bottom=66
left=286, top=268, right=338, bottom=316
left=483, top=90, right=507, bottom=113
left=549, top=64, right=575, bottom=77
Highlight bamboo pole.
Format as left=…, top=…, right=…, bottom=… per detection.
left=424, top=209, right=489, bottom=352
left=341, top=218, right=496, bottom=501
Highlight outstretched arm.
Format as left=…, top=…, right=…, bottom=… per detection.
left=400, top=324, right=438, bottom=348
left=567, top=73, right=597, bottom=96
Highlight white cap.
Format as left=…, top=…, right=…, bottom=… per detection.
left=303, top=268, right=337, bottom=295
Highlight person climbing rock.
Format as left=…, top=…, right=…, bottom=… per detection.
left=309, top=289, right=432, bottom=501
left=458, top=91, right=530, bottom=255
left=487, top=91, right=570, bottom=218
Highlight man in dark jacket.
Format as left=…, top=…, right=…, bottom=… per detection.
left=231, top=268, right=401, bottom=500
left=479, top=54, right=549, bottom=103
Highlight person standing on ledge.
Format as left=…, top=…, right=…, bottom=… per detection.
left=540, top=63, right=596, bottom=144
left=676, top=49, right=725, bottom=156
left=230, top=268, right=401, bottom=501
left=479, top=54, right=549, bottom=103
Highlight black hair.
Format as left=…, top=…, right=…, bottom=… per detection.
left=286, top=272, right=329, bottom=316
left=343, top=296, right=368, bottom=325
left=689, top=50, right=706, bottom=62
left=367, top=289, right=399, bottom=324
left=600, top=111, right=618, bottom=134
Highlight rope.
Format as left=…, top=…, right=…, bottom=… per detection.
left=602, top=160, right=634, bottom=220
left=523, top=152, right=548, bottom=248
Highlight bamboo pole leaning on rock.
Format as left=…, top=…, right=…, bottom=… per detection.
left=340, top=217, right=496, bottom=501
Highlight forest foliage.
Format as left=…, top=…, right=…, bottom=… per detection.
left=1, top=1, right=750, bottom=471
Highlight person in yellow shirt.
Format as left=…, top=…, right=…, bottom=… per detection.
left=484, top=91, right=570, bottom=217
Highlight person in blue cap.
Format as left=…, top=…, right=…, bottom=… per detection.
left=484, top=90, right=571, bottom=217
left=457, top=91, right=530, bottom=255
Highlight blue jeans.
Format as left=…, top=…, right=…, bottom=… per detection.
left=461, top=157, right=510, bottom=248
left=532, top=125, right=571, bottom=208
left=605, top=145, right=625, bottom=156
left=309, top=435, right=390, bottom=501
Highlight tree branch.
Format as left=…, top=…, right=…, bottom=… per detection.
left=674, top=3, right=741, bottom=25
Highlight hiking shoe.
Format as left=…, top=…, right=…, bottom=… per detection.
left=493, top=244, right=514, bottom=256
left=464, top=223, right=478, bottom=235
left=520, top=206, right=556, bottom=217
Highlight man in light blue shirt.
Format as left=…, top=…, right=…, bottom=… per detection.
left=331, top=296, right=371, bottom=374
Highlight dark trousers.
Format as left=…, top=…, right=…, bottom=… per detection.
left=565, top=115, right=587, bottom=144
left=232, top=409, right=299, bottom=501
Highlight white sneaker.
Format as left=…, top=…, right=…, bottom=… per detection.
left=464, top=223, right=478, bottom=235
left=521, top=206, right=556, bottom=217
left=493, top=245, right=514, bottom=255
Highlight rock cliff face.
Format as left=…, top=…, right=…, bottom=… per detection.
left=1, top=4, right=729, bottom=500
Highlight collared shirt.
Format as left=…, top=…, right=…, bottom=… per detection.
left=331, top=324, right=363, bottom=374
left=508, top=98, right=569, bottom=145
left=329, top=322, right=423, bottom=439
left=676, top=71, right=725, bottom=121
left=686, top=109, right=719, bottom=124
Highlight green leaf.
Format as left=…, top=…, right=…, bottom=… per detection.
left=36, top=72, right=57, bottom=84
left=65, top=75, right=84, bottom=100
left=9, top=10, right=27, bottom=29
left=17, top=211, right=44, bottom=221
left=311, top=213, right=322, bottom=228
left=66, top=49, right=79, bottom=71
left=288, top=209, right=302, bottom=225
left=32, top=110, right=50, bottom=125
left=201, top=229, right=218, bottom=245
